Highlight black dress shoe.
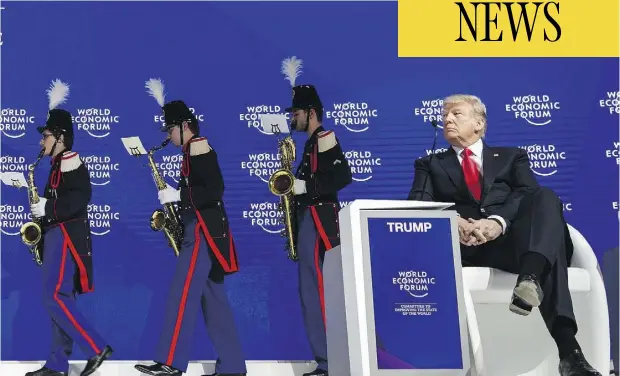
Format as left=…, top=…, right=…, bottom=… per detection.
left=510, top=274, right=543, bottom=316
left=80, top=345, right=113, bottom=376
left=303, top=369, right=328, bottom=376
left=25, top=367, right=67, bottom=376
left=559, top=349, right=602, bottom=376
left=134, top=362, right=182, bottom=376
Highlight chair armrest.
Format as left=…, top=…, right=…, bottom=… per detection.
left=567, top=224, right=602, bottom=278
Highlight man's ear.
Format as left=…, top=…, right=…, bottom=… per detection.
left=58, top=134, right=65, bottom=144
left=475, top=119, right=484, bottom=133
left=182, top=121, right=189, bottom=132
left=309, top=108, right=316, bottom=119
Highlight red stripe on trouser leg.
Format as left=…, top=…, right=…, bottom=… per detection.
left=195, top=210, right=238, bottom=273
left=314, top=236, right=326, bottom=328
left=167, top=223, right=201, bottom=365
left=228, top=230, right=237, bottom=271
left=310, top=206, right=333, bottom=251
left=54, top=238, right=101, bottom=354
left=59, top=224, right=92, bottom=292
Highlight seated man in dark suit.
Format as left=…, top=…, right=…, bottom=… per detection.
left=407, top=94, right=601, bottom=376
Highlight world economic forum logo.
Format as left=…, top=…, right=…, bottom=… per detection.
left=0, top=108, right=37, bottom=138
left=0, top=205, right=32, bottom=236
left=241, top=152, right=282, bottom=182
left=414, top=98, right=444, bottom=128
left=326, top=102, right=378, bottom=133
left=392, top=270, right=436, bottom=298
left=239, top=104, right=290, bottom=135
left=242, top=201, right=284, bottom=234
left=505, top=94, right=560, bottom=126
left=87, top=203, right=120, bottom=236
left=599, top=91, right=620, bottom=115
left=519, top=143, right=567, bottom=177
left=74, top=108, right=121, bottom=138
left=344, top=150, right=382, bottom=182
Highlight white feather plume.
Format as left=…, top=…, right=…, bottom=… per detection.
left=281, top=56, right=303, bottom=87
left=47, top=79, right=70, bottom=110
left=145, top=78, right=166, bottom=107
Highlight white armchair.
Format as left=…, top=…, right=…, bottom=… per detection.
left=462, top=224, right=610, bottom=375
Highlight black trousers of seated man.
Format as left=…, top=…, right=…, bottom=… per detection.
left=461, top=187, right=579, bottom=358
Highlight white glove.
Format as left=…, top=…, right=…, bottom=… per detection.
left=31, top=197, right=47, bottom=218
left=293, top=179, right=307, bottom=195
left=158, top=184, right=181, bottom=204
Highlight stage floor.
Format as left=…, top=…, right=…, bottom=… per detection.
left=0, top=360, right=318, bottom=376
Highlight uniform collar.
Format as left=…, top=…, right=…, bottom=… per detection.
left=50, top=149, right=70, bottom=165
left=451, top=138, right=483, bottom=157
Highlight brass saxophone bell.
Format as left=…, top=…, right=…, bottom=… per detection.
left=150, top=209, right=166, bottom=231
left=269, top=169, right=295, bottom=196
left=20, top=222, right=42, bottom=246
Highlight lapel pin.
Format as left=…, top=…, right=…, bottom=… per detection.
left=494, top=154, right=499, bottom=157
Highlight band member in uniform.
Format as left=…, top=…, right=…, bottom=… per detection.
left=287, top=84, right=353, bottom=376
left=26, top=80, right=113, bottom=376
left=135, top=80, right=247, bottom=376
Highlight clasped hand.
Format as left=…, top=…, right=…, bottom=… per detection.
left=458, top=217, right=502, bottom=246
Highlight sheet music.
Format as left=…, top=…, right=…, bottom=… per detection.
left=121, top=136, right=148, bottom=156
left=260, top=114, right=290, bottom=135
left=0, top=172, right=28, bottom=188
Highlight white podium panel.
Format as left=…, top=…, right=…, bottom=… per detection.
left=324, top=200, right=470, bottom=376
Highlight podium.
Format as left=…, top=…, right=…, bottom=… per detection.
left=324, top=199, right=471, bottom=376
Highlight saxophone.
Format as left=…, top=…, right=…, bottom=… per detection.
left=147, top=139, right=184, bottom=257
left=19, top=148, right=45, bottom=266
left=268, top=133, right=298, bottom=261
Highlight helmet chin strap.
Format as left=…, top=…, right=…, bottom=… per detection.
left=179, top=124, right=184, bottom=150
left=48, top=131, right=63, bottom=158
left=303, top=111, right=311, bottom=132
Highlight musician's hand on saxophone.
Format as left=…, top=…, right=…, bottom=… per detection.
left=30, top=197, right=47, bottom=218
left=158, top=184, right=180, bottom=205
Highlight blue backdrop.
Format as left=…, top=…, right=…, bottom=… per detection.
left=1, top=0, right=618, bottom=362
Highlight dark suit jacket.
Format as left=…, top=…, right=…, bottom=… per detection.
left=407, top=144, right=540, bottom=229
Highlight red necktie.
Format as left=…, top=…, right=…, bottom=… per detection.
left=461, top=148, right=481, bottom=200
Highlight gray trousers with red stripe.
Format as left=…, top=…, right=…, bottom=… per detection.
left=42, top=226, right=107, bottom=373
left=154, top=217, right=246, bottom=374
left=297, top=208, right=328, bottom=371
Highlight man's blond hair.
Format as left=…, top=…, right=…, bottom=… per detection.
left=443, top=94, right=488, bottom=137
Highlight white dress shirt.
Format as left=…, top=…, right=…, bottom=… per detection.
left=452, top=138, right=507, bottom=234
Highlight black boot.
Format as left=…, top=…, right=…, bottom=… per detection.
left=80, top=345, right=113, bottom=376
left=558, top=349, right=602, bottom=376
left=25, top=367, right=67, bottom=376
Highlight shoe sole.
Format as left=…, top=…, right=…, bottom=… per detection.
left=134, top=365, right=158, bottom=376
left=513, top=280, right=542, bottom=307
left=509, top=294, right=533, bottom=316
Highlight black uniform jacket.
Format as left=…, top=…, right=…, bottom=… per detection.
left=178, top=135, right=239, bottom=280
left=295, top=126, right=352, bottom=251
left=42, top=150, right=94, bottom=294
left=407, top=145, right=540, bottom=227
